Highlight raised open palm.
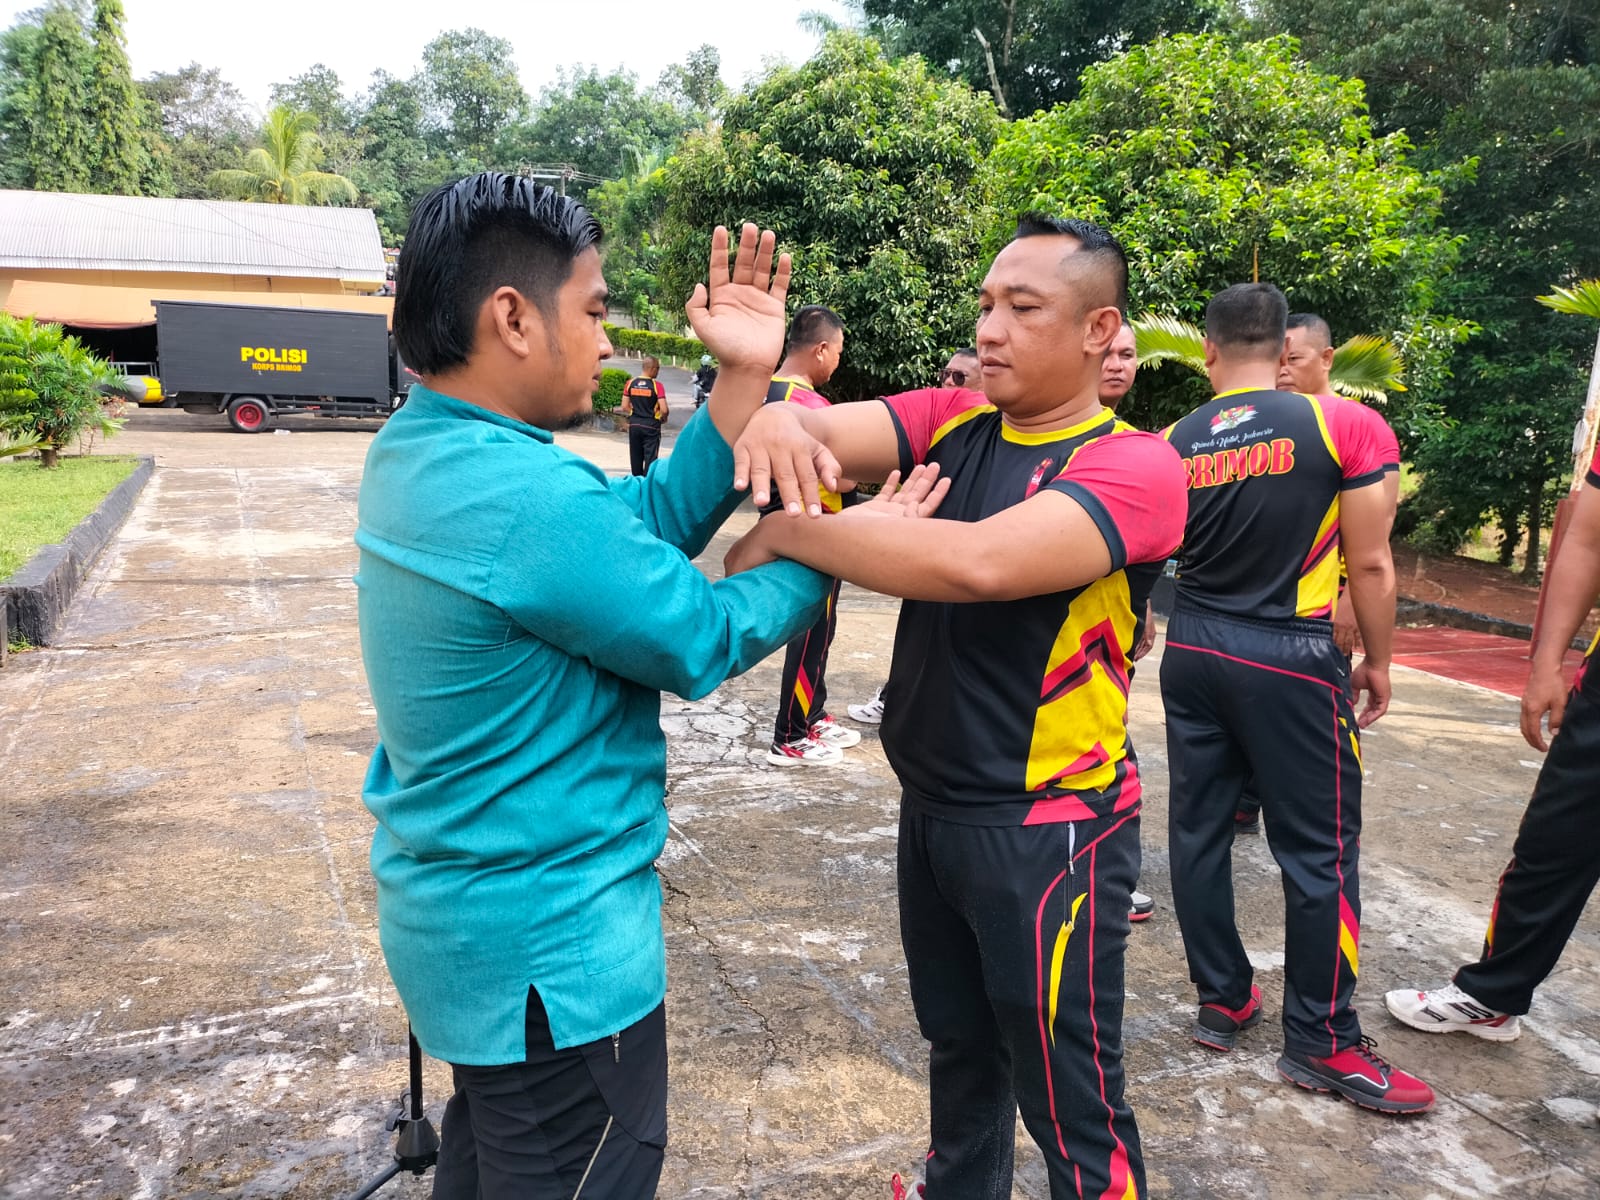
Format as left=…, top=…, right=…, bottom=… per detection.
left=685, top=223, right=792, bottom=371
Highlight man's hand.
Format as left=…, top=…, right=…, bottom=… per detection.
left=1332, top=598, right=1359, bottom=657
left=684, top=223, right=790, bottom=372
left=844, top=465, right=951, bottom=521
left=1349, top=658, right=1390, bottom=728
left=1133, top=599, right=1157, bottom=662
left=724, top=520, right=778, bottom=578
left=1520, top=662, right=1570, bottom=752
left=732, top=402, right=843, bottom=519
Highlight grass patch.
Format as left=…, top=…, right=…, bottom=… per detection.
left=0, top=456, right=139, bottom=582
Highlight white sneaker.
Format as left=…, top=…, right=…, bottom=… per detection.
left=1384, top=982, right=1521, bottom=1041
left=809, top=713, right=861, bottom=748
left=1130, top=890, right=1155, bottom=922
left=848, top=689, right=886, bottom=725
left=766, top=736, right=844, bottom=767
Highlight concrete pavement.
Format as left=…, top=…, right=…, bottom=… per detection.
left=3, top=409, right=1600, bottom=1197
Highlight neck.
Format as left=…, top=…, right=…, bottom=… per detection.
left=422, top=367, right=539, bottom=427
left=1001, top=384, right=1106, bottom=434
left=1207, top=358, right=1279, bottom=396
left=774, top=356, right=816, bottom=389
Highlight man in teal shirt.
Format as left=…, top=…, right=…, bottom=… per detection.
left=357, top=173, right=840, bottom=1196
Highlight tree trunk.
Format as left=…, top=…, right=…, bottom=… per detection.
left=1523, top=476, right=1544, bottom=580
left=1497, top=511, right=1518, bottom=567
left=39, top=445, right=58, bottom=469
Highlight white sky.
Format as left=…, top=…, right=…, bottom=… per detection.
left=1, top=0, right=853, bottom=112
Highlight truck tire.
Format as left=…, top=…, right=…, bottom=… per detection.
left=227, top=396, right=273, bottom=433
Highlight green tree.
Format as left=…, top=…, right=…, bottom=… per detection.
left=988, top=34, right=1465, bottom=433
left=270, top=62, right=364, bottom=178
left=496, top=67, right=693, bottom=198
left=17, top=2, right=93, bottom=191
left=657, top=43, right=725, bottom=118
left=351, top=70, right=446, bottom=242
left=660, top=32, right=1003, bottom=401
left=0, top=315, right=120, bottom=468
left=590, top=159, right=671, bottom=328
left=86, top=0, right=151, bottom=194
left=140, top=63, right=254, bottom=199
left=856, top=0, right=1224, bottom=116
left=418, top=28, right=527, bottom=167
left=209, top=106, right=359, bottom=205
left=1254, top=0, right=1600, bottom=573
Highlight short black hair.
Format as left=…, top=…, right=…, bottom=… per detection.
left=1011, top=212, right=1130, bottom=315
left=1206, top=283, right=1289, bottom=358
left=951, top=346, right=979, bottom=359
left=1286, top=311, right=1333, bottom=349
left=394, top=172, right=603, bottom=374
left=785, top=305, right=844, bottom=355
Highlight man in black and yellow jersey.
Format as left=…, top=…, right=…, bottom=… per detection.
left=1160, top=283, right=1434, bottom=1115
left=763, top=305, right=861, bottom=766
left=725, top=215, right=1187, bottom=1200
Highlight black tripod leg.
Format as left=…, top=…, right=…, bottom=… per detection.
left=343, top=1024, right=440, bottom=1200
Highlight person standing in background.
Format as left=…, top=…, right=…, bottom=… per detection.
left=621, top=355, right=669, bottom=476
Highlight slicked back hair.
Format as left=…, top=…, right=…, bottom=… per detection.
left=1206, top=283, right=1289, bottom=359
left=394, top=172, right=604, bottom=375
left=785, top=305, right=844, bottom=356
left=952, top=346, right=979, bottom=360
left=1286, top=311, right=1334, bottom=350
left=1011, top=212, right=1130, bottom=315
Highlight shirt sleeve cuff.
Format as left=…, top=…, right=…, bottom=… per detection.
left=1048, top=479, right=1127, bottom=572
left=1340, top=467, right=1388, bottom=491
left=880, top=398, right=915, bottom=476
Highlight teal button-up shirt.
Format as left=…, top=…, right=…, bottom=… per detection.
left=356, top=386, right=828, bottom=1064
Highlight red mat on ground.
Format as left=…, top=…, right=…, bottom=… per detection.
left=1392, top=626, right=1585, bottom=697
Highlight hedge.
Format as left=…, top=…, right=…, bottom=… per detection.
left=604, top=324, right=706, bottom=364
left=592, top=367, right=630, bottom=413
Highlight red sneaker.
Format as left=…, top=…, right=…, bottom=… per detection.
left=1194, top=984, right=1263, bottom=1051
left=1277, top=1037, right=1435, bottom=1114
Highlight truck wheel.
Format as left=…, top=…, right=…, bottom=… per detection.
left=227, top=396, right=272, bottom=433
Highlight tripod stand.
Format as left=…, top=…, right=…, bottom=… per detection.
left=346, top=1027, right=440, bottom=1199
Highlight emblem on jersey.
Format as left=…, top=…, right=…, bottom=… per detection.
left=1210, top=404, right=1257, bottom=433
left=1024, top=457, right=1056, bottom=499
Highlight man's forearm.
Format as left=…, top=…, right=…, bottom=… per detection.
left=761, top=514, right=989, bottom=601
left=705, top=365, right=776, bottom=446
left=1531, top=537, right=1600, bottom=670
left=1346, top=559, right=1396, bottom=666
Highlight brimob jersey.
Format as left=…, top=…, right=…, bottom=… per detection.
left=765, top=376, right=845, bottom=514
left=879, top=388, right=1186, bottom=826
left=1163, top=388, right=1388, bottom=620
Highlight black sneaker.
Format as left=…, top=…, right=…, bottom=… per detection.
left=1277, top=1037, right=1436, bottom=1115
left=1194, top=984, right=1263, bottom=1051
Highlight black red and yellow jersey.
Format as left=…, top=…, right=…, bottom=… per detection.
left=1163, top=388, right=1389, bottom=620
left=623, top=377, right=665, bottom=426
left=879, top=388, right=1187, bottom=826
left=765, top=376, right=846, bottom=514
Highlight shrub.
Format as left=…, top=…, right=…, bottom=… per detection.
left=603, top=323, right=706, bottom=364
left=0, top=314, right=122, bottom=468
left=592, top=367, right=630, bottom=414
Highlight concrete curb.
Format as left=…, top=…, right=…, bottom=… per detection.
left=1, top=455, right=155, bottom=652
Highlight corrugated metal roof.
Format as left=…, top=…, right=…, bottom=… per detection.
left=0, top=190, right=386, bottom=282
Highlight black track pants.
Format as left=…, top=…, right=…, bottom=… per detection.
left=1160, top=603, right=1365, bottom=1058
left=773, top=576, right=842, bottom=744
left=1454, top=659, right=1600, bottom=1014
left=432, top=990, right=666, bottom=1199
left=628, top=423, right=661, bottom=476
left=898, top=804, right=1146, bottom=1200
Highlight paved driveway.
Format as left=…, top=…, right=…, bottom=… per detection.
left=3, top=409, right=1600, bottom=1197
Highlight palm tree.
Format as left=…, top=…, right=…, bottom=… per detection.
left=1537, top=279, right=1600, bottom=489
left=1130, top=315, right=1407, bottom=401
left=209, top=105, right=358, bottom=205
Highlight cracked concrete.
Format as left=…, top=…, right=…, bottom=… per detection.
left=4, top=409, right=1600, bottom=1198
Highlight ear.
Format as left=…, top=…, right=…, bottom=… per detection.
left=1203, top=338, right=1220, bottom=369
left=1084, top=306, right=1121, bottom=355
left=1320, top=345, right=1335, bottom=370
left=484, top=286, right=548, bottom=361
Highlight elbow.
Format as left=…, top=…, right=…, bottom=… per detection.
left=951, top=546, right=1010, bottom=602
left=1345, top=551, right=1394, bottom=583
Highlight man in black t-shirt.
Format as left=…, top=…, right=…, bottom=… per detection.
left=620, top=354, right=668, bottom=476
